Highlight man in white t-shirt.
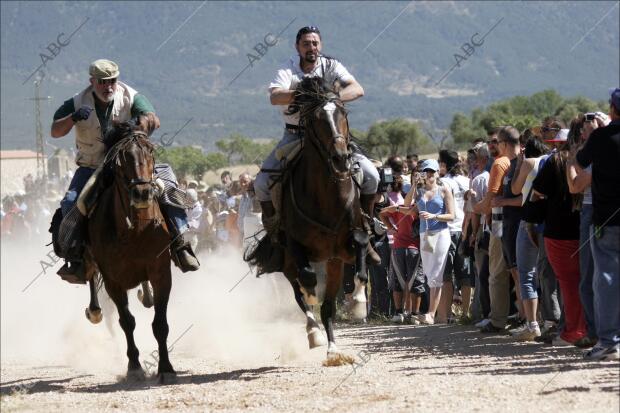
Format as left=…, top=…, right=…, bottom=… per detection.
left=254, top=26, right=380, bottom=262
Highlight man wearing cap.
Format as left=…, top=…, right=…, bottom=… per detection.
left=254, top=25, right=380, bottom=264
left=51, top=59, right=199, bottom=279
left=573, top=88, right=620, bottom=361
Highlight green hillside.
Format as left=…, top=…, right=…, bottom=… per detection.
left=1, top=1, right=618, bottom=151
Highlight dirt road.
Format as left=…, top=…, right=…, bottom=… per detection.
left=1, top=242, right=618, bottom=412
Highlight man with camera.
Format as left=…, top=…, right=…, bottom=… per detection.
left=572, top=88, right=620, bottom=361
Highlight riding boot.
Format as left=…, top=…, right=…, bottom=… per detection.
left=57, top=260, right=86, bottom=284
left=159, top=202, right=200, bottom=272
left=360, top=193, right=382, bottom=265
left=57, top=243, right=87, bottom=284
left=170, top=231, right=200, bottom=272
left=55, top=209, right=87, bottom=284
left=254, top=200, right=285, bottom=273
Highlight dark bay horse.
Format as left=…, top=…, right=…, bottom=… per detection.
left=83, top=120, right=176, bottom=383
left=247, top=77, right=369, bottom=357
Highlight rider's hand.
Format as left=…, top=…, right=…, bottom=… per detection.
left=71, top=106, right=93, bottom=123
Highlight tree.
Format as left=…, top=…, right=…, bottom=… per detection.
left=155, top=146, right=228, bottom=180
left=448, top=90, right=606, bottom=148
left=449, top=113, right=485, bottom=147
left=215, top=133, right=248, bottom=164
left=362, top=118, right=434, bottom=161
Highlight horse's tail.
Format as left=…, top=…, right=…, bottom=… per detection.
left=243, top=232, right=284, bottom=277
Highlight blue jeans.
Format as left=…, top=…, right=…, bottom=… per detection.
left=254, top=129, right=379, bottom=202
left=537, top=228, right=563, bottom=325
left=60, top=166, right=96, bottom=216
left=579, top=204, right=597, bottom=338
left=590, top=225, right=620, bottom=348
left=516, top=221, right=538, bottom=300
left=60, top=166, right=188, bottom=234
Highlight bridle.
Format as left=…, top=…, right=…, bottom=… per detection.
left=104, top=131, right=159, bottom=225
left=299, top=96, right=353, bottom=182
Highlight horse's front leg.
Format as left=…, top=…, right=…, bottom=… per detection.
left=106, top=282, right=144, bottom=380
left=151, top=266, right=176, bottom=384
left=84, top=274, right=103, bottom=324
left=350, top=229, right=369, bottom=320
left=288, top=237, right=317, bottom=305
left=322, top=258, right=344, bottom=356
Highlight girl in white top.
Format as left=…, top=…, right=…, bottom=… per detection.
left=404, top=159, right=455, bottom=325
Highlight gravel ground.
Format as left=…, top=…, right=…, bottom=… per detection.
left=2, top=322, right=619, bottom=413
left=2, top=242, right=618, bottom=412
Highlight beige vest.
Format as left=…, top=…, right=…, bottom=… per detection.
left=72, top=81, right=137, bottom=168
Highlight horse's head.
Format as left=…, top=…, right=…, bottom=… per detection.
left=104, top=121, right=157, bottom=209
left=289, top=77, right=351, bottom=174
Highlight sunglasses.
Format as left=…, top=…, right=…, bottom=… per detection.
left=541, top=127, right=560, bottom=132
left=423, top=169, right=436, bottom=173
left=296, top=26, right=320, bottom=42
left=96, top=78, right=117, bottom=85
left=488, top=139, right=499, bottom=144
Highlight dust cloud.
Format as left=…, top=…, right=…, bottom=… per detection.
left=1, top=236, right=317, bottom=377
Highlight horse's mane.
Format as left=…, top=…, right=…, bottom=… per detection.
left=103, top=120, right=155, bottom=168
left=285, top=60, right=345, bottom=120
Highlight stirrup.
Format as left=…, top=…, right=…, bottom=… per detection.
left=57, top=261, right=87, bottom=284
left=171, top=246, right=200, bottom=272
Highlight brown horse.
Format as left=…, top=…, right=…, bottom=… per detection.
left=83, top=119, right=176, bottom=383
left=247, top=77, right=369, bottom=357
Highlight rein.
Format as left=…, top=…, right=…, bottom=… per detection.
left=288, top=93, right=358, bottom=235
left=105, top=131, right=158, bottom=227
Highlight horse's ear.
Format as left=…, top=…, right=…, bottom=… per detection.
left=136, top=113, right=161, bottom=137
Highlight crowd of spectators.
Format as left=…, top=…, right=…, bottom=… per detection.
left=1, top=172, right=70, bottom=241
left=4, top=89, right=618, bottom=362
left=361, top=88, right=620, bottom=362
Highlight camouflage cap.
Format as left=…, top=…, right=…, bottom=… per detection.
left=89, top=59, right=119, bottom=79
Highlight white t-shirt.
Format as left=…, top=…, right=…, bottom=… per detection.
left=269, top=55, right=355, bottom=126
left=472, top=171, right=490, bottom=227
left=441, top=174, right=470, bottom=233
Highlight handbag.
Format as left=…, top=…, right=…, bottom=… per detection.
left=522, top=186, right=547, bottom=224
left=422, top=229, right=440, bottom=253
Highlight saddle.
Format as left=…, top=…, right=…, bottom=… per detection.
left=267, top=138, right=363, bottom=221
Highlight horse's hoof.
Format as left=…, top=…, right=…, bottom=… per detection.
left=307, top=327, right=327, bottom=349
left=85, top=307, right=103, bottom=324
left=158, top=372, right=178, bottom=385
left=349, top=300, right=368, bottom=321
left=126, top=368, right=146, bottom=382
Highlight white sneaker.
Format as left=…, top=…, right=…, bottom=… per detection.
left=513, top=325, right=542, bottom=342
left=583, top=345, right=620, bottom=361
left=391, top=313, right=404, bottom=323
left=416, top=313, right=435, bottom=325
left=509, top=323, right=528, bottom=336
left=475, top=318, right=491, bottom=328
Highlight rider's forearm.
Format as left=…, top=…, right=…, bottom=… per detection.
left=51, top=115, right=74, bottom=138
left=339, top=82, right=364, bottom=102
left=270, top=89, right=295, bottom=106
